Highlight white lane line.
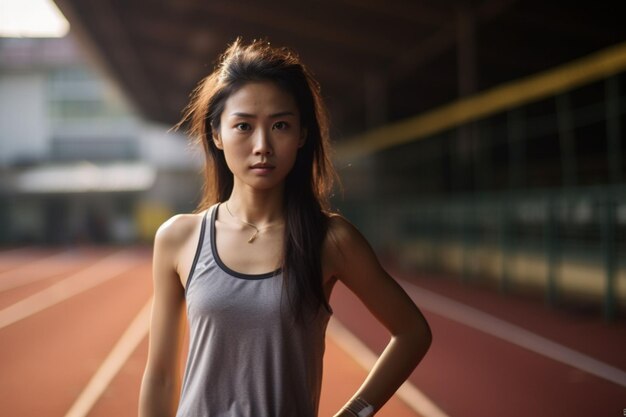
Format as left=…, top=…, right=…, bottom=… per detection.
left=0, top=249, right=81, bottom=292
left=0, top=250, right=141, bottom=330
left=327, top=317, right=451, bottom=417
left=402, top=281, right=626, bottom=388
left=64, top=298, right=152, bottom=417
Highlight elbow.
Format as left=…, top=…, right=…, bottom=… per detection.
left=407, top=314, right=432, bottom=357
left=422, top=320, right=433, bottom=353
left=392, top=313, right=432, bottom=356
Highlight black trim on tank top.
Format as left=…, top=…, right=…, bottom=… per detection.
left=211, top=202, right=282, bottom=280
left=184, top=209, right=208, bottom=296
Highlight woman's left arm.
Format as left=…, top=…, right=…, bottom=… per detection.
left=327, top=215, right=432, bottom=417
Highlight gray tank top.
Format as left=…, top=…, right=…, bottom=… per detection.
left=175, top=202, right=332, bottom=417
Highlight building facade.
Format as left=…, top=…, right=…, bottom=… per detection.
left=0, top=35, right=202, bottom=245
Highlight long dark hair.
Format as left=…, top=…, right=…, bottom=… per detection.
left=175, top=37, right=340, bottom=324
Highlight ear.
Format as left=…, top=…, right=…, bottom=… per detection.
left=298, top=128, right=307, bottom=148
left=213, top=132, right=223, bottom=150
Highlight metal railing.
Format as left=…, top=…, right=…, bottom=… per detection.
left=336, top=185, right=625, bottom=321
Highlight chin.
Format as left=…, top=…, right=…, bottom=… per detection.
left=243, top=178, right=285, bottom=191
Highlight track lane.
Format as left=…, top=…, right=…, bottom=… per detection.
left=1, top=247, right=428, bottom=417
left=0, top=248, right=122, bottom=310
left=0, top=247, right=120, bottom=292
left=329, top=269, right=626, bottom=417
left=0, top=247, right=66, bottom=272
left=388, top=266, right=626, bottom=370
left=13, top=247, right=619, bottom=417
left=0, top=250, right=142, bottom=329
left=0, top=248, right=152, bottom=417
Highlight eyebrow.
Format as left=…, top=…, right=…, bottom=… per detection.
left=229, top=111, right=296, bottom=118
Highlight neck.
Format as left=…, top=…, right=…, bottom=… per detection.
left=226, top=182, right=285, bottom=226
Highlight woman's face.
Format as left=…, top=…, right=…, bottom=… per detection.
left=214, top=81, right=306, bottom=191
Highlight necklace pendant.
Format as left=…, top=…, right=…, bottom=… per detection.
left=247, top=230, right=258, bottom=243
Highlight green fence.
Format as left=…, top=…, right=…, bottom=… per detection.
left=337, top=184, right=626, bottom=321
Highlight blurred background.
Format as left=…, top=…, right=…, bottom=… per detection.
left=1, top=1, right=625, bottom=416
left=2, top=0, right=625, bottom=319
left=0, top=2, right=203, bottom=246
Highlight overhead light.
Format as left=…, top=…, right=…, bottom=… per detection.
left=0, top=0, right=69, bottom=38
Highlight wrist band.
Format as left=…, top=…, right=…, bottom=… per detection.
left=343, top=396, right=375, bottom=417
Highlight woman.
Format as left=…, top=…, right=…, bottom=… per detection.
left=139, top=38, right=432, bottom=417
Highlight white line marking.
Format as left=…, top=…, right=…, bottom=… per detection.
left=0, top=249, right=80, bottom=292
left=327, top=317, right=451, bottom=417
left=0, top=250, right=140, bottom=330
left=402, top=281, right=626, bottom=387
left=64, top=298, right=152, bottom=417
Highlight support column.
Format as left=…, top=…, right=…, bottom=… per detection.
left=474, top=120, right=492, bottom=191
left=499, top=197, right=512, bottom=293
left=544, top=197, right=559, bottom=306
left=605, top=75, right=622, bottom=184
left=556, top=93, right=577, bottom=187
left=455, top=4, right=477, bottom=192
left=507, top=108, right=525, bottom=189
left=601, top=196, right=617, bottom=321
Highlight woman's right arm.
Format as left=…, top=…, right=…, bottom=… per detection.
left=139, top=219, right=187, bottom=417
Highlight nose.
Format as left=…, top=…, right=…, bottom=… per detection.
left=252, top=128, right=273, bottom=156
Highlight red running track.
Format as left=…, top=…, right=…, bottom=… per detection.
left=0, top=246, right=421, bottom=417
left=2, top=245, right=624, bottom=416
left=331, top=259, right=626, bottom=417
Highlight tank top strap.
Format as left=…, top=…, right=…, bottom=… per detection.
left=184, top=205, right=213, bottom=296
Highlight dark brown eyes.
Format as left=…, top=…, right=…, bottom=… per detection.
left=234, top=122, right=289, bottom=131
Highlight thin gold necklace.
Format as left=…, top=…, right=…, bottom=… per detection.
left=224, top=201, right=283, bottom=243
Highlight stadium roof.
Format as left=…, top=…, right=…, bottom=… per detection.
left=53, top=0, right=626, bottom=138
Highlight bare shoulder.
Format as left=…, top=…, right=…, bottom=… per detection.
left=154, top=212, right=204, bottom=285
left=324, top=212, right=367, bottom=248
left=155, top=212, right=202, bottom=247
left=153, top=211, right=206, bottom=268
left=322, top=212, right=374, bottom=274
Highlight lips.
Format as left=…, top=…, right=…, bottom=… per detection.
left=250, top=163, right=275, bottom=169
